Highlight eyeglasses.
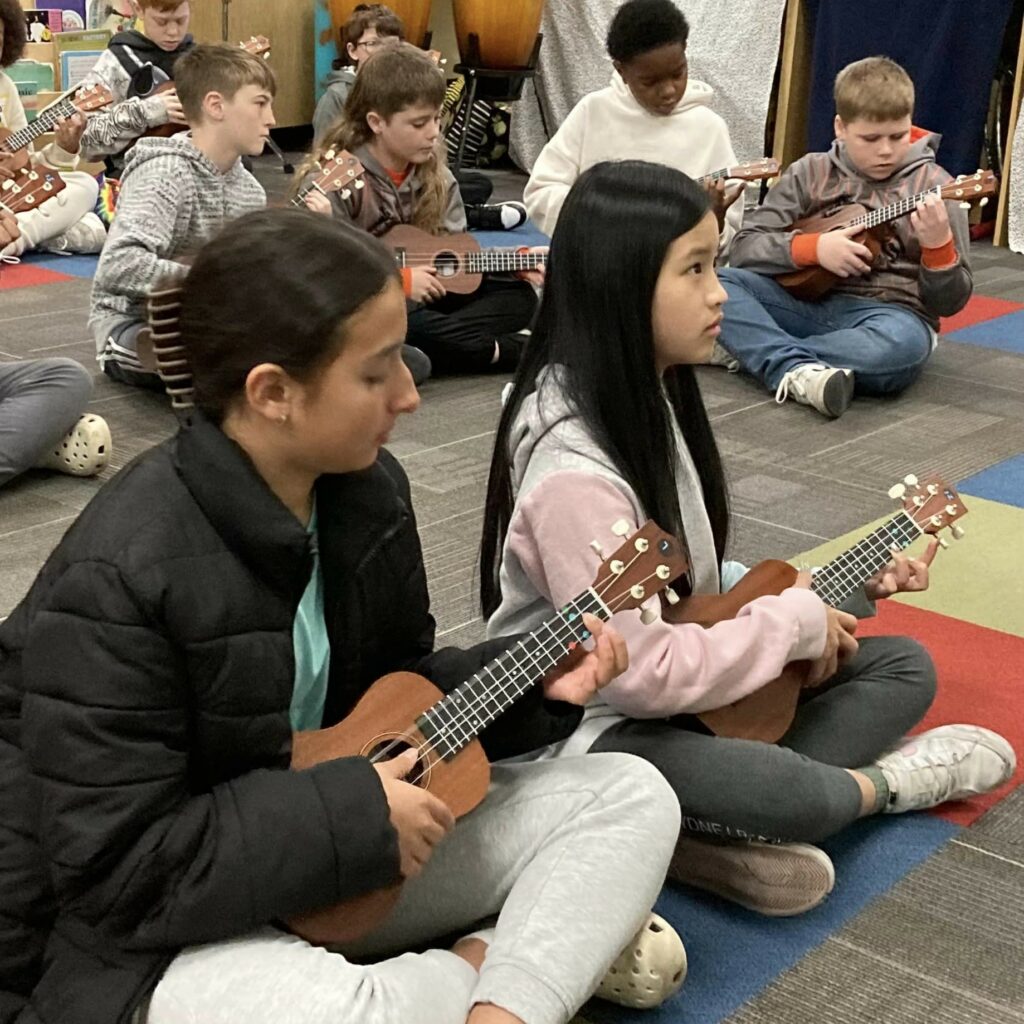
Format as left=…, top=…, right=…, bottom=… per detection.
left=356, top=37, right=387, bottom=51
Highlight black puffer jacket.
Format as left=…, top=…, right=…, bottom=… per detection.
left=0, top=414, right=582, bottom=1024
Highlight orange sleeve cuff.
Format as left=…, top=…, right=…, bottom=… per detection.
left=400, top=267, right=413, bottom=296
left=921, top=238, right=957, bottom=270
left=791, top=232, right=821, bottom=267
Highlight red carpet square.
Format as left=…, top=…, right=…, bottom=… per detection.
left=940, top=294, right=1024, bottom=334
left=0, top=264, right=75, bottom=290
left=858, top=601, right=1022, bottom=826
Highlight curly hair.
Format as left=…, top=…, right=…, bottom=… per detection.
left=0, top=0, right=28, bottom=69
left=606, top=0, right=689, bottom=64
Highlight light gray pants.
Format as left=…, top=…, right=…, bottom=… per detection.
left=144, top=755, right=680, bottom=1024
left=0, top=358, right=92, bottom=487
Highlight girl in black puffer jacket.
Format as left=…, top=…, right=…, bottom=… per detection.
left=0, top=209, right=683, bottom=1024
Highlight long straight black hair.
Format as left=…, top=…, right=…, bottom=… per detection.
left=479, top=160, right=730, bottom=617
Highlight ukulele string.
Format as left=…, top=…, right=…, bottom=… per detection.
left=386, top=565, right=668, bottom=786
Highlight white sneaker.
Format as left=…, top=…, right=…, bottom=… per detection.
left=44, top=212, right=107, bottom=255
left=36, top=414, right=111, bottom=477
left=774, top=363, right=854, bottom=418
left=875, top=725, right=1017, bottom=814
left=708, top=339, right=740, bottom=372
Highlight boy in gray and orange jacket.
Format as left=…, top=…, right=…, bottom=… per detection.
left=716, top=57, right=972, bottom=419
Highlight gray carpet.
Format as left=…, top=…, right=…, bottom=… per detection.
left=1, top=155, right=1022, bottom=1022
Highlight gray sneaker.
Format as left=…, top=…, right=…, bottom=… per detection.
left=774, top=363, right=854, bottom=418
left=669, top=836, right=835, bottom=917
left=875, top=725, right=1016, bottom=813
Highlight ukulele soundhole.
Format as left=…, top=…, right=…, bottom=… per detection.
left=432, top=250, right=461, bottom=279
left=367, top=736, right=433, bottom=789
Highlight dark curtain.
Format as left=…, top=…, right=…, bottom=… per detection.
left=805, top=0, right=1018, bottom=173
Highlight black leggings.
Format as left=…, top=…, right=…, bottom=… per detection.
left=590, top=636, right=937, bottom=844
left=405, top=278, right=537, bottom=375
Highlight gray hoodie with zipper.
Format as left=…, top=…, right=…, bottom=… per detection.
left=312, top=66, right=358, bottom=145
left=90, top=134, right=265, bottom=357
left=730, top=132, right=972, bottom=328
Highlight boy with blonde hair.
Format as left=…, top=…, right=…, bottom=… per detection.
left=716, top=56, right=972, bottom=418
left=90, top=44, right=274, bottom=388
left=78, top=0, right=194, bottom=175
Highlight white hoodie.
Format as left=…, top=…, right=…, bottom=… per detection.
left=524, top=73, right=743, bottom=252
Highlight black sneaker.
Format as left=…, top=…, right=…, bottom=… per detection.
left=469, top=201, right=528, bottom=232
left=494, top=333, right=527, bottom=371
left=402, top=345, right=431, bottom=385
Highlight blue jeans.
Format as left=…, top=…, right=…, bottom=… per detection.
left=718, top=267, right=933, bottom=395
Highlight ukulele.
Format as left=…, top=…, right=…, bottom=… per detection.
left=0, top=84, right=113, bottom=172
left=776, top=170, right=998, bottom=301
left=664, top=474, right=968, bottom=743
left=291, top=148, right=365, bottom=210
left=286, top=518, right=689, bottom=947
left=145, top=35, right=272, bottom=139
left=0, top=166, right=67, bottom=216
left=697, top=158, right=780, bottom=186
left=384, top=223, right=546, bottom=295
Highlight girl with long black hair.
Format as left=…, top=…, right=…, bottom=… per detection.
left=480, top=160, right=1014, bottom=918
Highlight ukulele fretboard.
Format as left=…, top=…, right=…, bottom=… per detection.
left=1, top=97, right=78, bottom=154
left=850, top=186, right=943, bottom=230
left=416, top=589, right=608, bottom=759
left=811, top=510, right=921, bottom=607
left=466, top=251, right=545, bottom=274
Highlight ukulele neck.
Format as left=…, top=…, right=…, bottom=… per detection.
left=415, top=589, right=609, bottom=759
left=810, top=510, right=922, bottom=607
left=849, top=185, right=942, bottom=231
left=698, top=167, right=731, bottom=184
left=1, top=97, right=77, bottom=154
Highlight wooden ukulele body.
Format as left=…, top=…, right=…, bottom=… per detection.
left=287, top=671, right=490, bottom=946
left=384, top=224, right=486, bottom=295
left=775, top=203, right=883, bottom=301
left=662, top=559, right=811, bottom=742
left=0, top=129, right=32, bottom=173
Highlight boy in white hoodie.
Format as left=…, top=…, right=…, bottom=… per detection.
left=524, top=0, right=743, bottom=252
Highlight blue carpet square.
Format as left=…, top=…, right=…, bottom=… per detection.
left=471, top=222, right=549, bottom=250
left=959, top=454, right=1024, bottom=509
left=944, top=309, right=1024, bottom=353
left=21, top=252, right=99, bottom=280
left=582, top=814, right=958, bottom=1024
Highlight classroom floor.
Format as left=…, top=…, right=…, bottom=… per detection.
left=0, top=154, right=1022, bottom=1024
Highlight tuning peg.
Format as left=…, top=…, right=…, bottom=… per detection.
left=951, top=524, right=965, bottom=540
left=589, top=540, right=605, bottom=558
left=888, top=483, right=906, bottom=500
left=664, top=587, right=680, bottom=605
left=936, top=535, right=949, bottom=549
left=640, top=607, right=658, bottom=625
left=611, top=519, right=631, bottom=537
left=980, top=197, right=989, bottom=207
left=903, top=474, right=918, bottom=486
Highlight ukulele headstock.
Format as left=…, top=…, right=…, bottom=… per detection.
left=241, top=35, right=272, bottom=59
left=0, top=167, right=66, bottom=216
left=72, top=83, right=114, bottom=113
left=310, top=149, right=365, bottom=201
left=589, top=520, right=689, bottom=618
left=888, top=473, right=967, bottom=545
left=726, top=158, right=781, bottom=182
left=940, top=170, right=998, bottom=209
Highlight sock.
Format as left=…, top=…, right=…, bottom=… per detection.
left=860, top=764, right=891, bottom=813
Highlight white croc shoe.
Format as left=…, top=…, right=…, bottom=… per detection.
left=37, top=414, right=111, bottom=477
left=596, top=912, right=686, bottom=1009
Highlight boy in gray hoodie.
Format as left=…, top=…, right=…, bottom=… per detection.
left=90, top=44, right=273, bottom=388
left=716, top=57, right=972, bottom=419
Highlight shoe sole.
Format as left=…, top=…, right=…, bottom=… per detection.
left=669, top=837, right=835, bottom=917
left=821, top=369, right=855, bottom=418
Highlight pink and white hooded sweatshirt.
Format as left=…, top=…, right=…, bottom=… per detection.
left=486, top=368, right=829, bottom=757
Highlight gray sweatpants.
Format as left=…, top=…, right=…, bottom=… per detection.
left=0, top=358, right=92, bottom=488
left=591, top=636, right=937, bottom=843
left=143, top=754, right=680, bottom=1024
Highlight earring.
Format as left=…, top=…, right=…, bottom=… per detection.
left=279, top=413, right=288, bottom=425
